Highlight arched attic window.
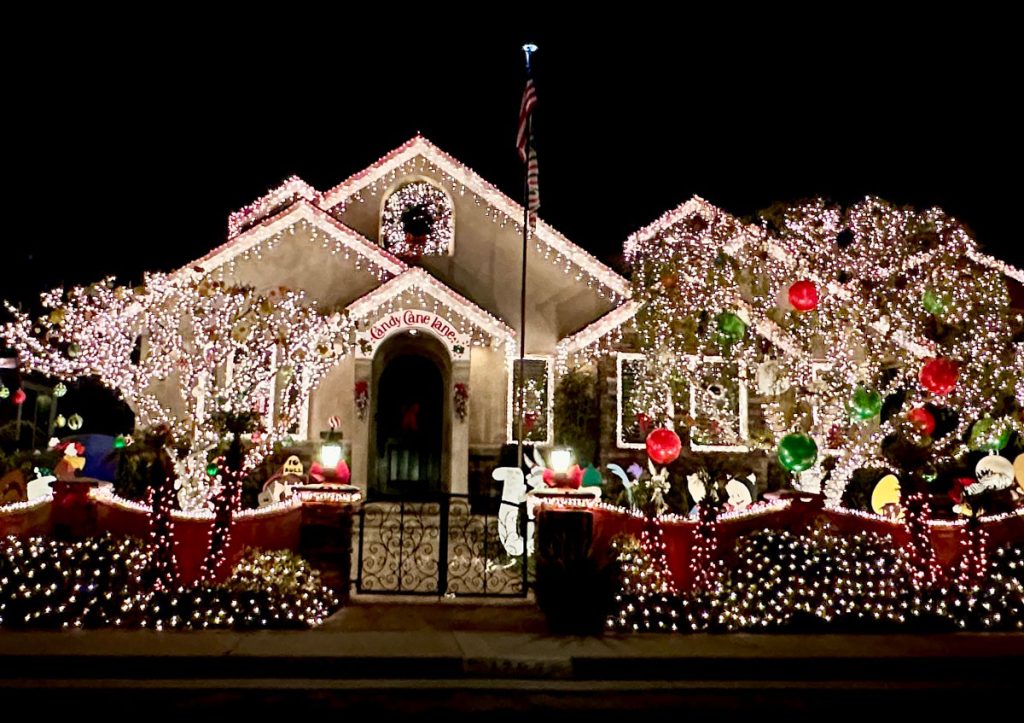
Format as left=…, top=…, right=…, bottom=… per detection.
left=379, top=180, right=454, bottom=258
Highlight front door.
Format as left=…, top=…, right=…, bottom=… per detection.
left=374, top=353, right=443, bottom=497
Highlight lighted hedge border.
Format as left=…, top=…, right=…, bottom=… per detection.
left=0, top=535, right=338, bottom=630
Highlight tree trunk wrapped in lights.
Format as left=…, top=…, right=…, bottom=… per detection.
left=145, top=426, right=179, bottom=590
left=903, top=493, right=941, bottom=587
left=200, top=410, right=255, bottom=584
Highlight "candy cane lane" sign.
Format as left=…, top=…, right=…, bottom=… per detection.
left=357, top=309, right=470, bottom=359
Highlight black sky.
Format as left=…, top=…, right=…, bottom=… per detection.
left=6, top=15, right=1020, bottom=307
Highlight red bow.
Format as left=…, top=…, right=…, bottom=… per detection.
left=542, top=465, right=583, bottom=490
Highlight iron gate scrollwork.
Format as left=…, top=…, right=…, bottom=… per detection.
left=357, top=493, right=529, bottom=597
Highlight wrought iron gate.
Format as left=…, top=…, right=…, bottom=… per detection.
left=356, top=494, right=529, bottom=597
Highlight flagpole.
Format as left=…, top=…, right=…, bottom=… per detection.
left=516, top=43, right=537, bottom=473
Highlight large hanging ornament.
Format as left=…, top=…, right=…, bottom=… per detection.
left=67, top=413, right=83, bottom=430
left=12, top=388, right=26, bottom=405
left=646, top=428, right=682, bottom=466
left=777, top=433, right=817, bottom=472
left=919, top=357, right=959, bottom=395
left=55, top=414, right=66, bottom=428
left=848, top=386, right=882, bottom=421
left=968, top=417, right=1011, bottom=452
left=788, top=280, right=819, bottom=312
left=1014, top=453, right=1024, bottom=491
left=52, top=382, right=67, bottom=398
left=716, top=312, right=746, bottom=343
left=921, top=288, right=949, bottom=316
left=871, top=474, right=902, bottom=518
left=907, top=406, right=936, bottom=436
left=972, top=455, right=1015, bottom=493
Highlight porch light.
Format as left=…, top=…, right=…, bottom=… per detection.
left=550, top=447, right=573, bottom=475
left=319, top=438, right=343, bottom=470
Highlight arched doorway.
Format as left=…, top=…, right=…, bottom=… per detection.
left=370, top=331, right=449, bottom=498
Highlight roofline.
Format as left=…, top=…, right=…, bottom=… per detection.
left=557, top=300, right=639, bottom=358
left=177, top=200, right=407, bottom=279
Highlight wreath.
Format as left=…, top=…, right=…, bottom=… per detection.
left=381, top=182, right=453, bottom=257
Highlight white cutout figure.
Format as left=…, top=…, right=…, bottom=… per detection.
left=688, top=472, right=756, bottom=511
left=493, top=467, right=535, bottom=557
left=27, top=475, right=56, bottom=500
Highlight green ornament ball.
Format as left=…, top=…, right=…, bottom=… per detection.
left=969, top=417, right=1012, bottom=452
left=582, top=465, right=602, bottom=487
left=0, top=385, right=8, bottom=399
left=206, top=463, right=219, bottom=477
left=716, top=312, right=747, bottom=343
left=848, top=386, right=882, bottom=421
left=113, top=435, right=127, bottom=450
left=778, top=432, right=818, bottom=473
left=922, top=288, right=949, bottom=315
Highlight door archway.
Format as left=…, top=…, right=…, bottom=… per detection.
left=369, top=331, right=450, bottom=498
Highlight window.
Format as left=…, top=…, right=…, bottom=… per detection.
left=688, top=356, right=748, bottom=451
left=507, top=356, right=552, bottom=444
left=617, top=353, right=649, bottom=449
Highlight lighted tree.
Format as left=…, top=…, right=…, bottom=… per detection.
left=2, top=272, right=350, bottom=510
left=627, top=197, right=1022, bottom=504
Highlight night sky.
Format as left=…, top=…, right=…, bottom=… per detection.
left=7, top=18, right=1020, bottom=308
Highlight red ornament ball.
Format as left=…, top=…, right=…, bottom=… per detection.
left=12, top=388, right=26, bottom=405
left=919, top=357, right=959, bottom=395
left=788, top=279, right=819, bottom=312
left=907, top=406, right=936, bottom=436
left=646, top=428, right=682, bottom=466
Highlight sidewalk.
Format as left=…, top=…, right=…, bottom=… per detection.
left=2, top=601, right=1023, bottom=715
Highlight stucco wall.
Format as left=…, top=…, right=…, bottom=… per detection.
left=215, top=220, right=382, bottom=309
left=468, top=346, right=508, bottom=448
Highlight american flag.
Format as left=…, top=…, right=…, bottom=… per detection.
left=517, top=78, right=539, bottom=228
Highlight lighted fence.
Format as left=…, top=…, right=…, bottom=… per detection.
left=537, top=499, right=1024, bottom=592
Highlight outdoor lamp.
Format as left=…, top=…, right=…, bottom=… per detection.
left=550, top=447, right=573, bottom=475
left=319, top=437, right=343, bottom=470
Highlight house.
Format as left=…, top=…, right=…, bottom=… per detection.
left=178, top=136, right=629, bottom=498
left=173, top=138, right=1023, bottom=503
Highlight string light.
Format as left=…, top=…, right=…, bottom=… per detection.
left=3, top=274, right=353, bottom=512
left=0, top=536, right=337, bottom=630
left=580, top=195, right=1023, bottom=503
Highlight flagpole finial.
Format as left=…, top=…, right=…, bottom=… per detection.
left=522, top=43, right=538, bottom=71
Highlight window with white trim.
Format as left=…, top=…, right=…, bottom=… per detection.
left=617, top=353, right=649, bottom=449
left=688, top=356, right=748, bottom=451
left=507, top=356, right=552, bottom=444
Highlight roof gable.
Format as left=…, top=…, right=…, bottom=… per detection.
left=345, top=267, right=515, bottom=348
left=180, top=199, right=407, bottom=281
left=320, top=136, right=631, bottom=301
